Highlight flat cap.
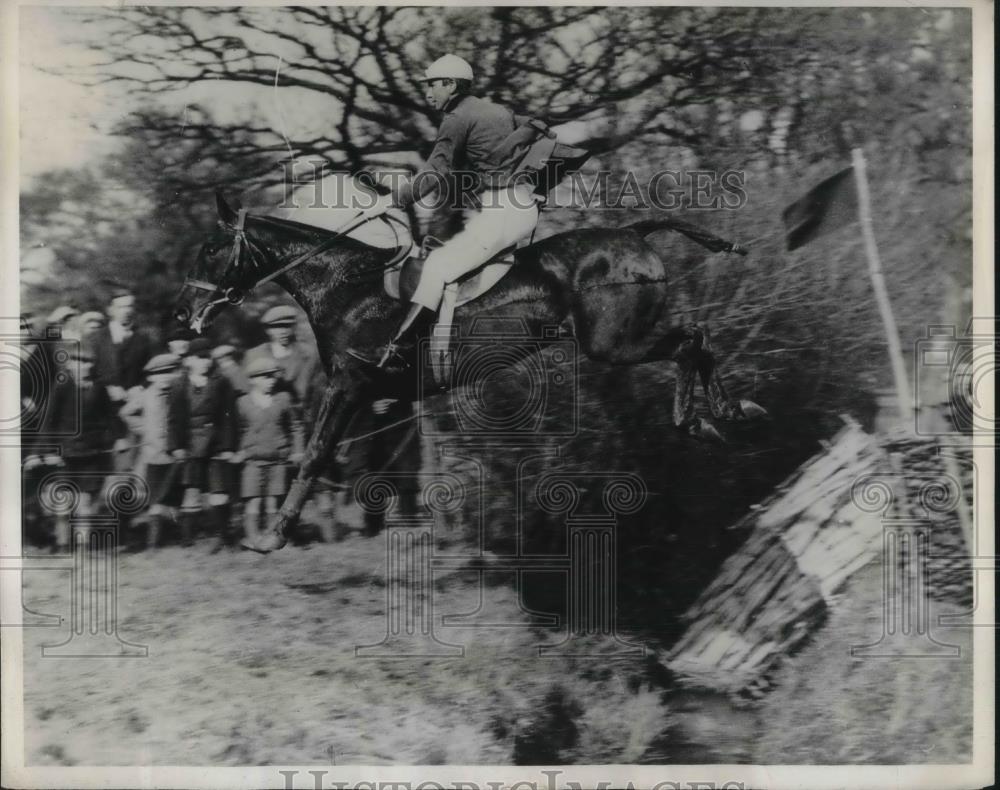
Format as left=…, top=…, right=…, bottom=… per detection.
left=210, top=344, right=237, bottom=360
left=47, top=305, right=79, bottom=324
left=144, top=353, right=181, bottom=374
left=188, top=337, right=214, bottom=357
left=79, top=311, right=106, bottom=325
left=262, top=305, right=299, bottom=326
left=245, top=356, right=282, bottom=377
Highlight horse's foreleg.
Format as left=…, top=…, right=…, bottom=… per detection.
left=247, top=376, right=364, bottom=553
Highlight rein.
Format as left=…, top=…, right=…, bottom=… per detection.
left=185, top=208, right=411, bottom=307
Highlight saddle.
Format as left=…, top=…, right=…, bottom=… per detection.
left=383, top=237, right=516, bottom=307
left=384, top=237, right=518, bottom=387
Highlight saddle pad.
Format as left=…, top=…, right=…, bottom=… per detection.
left=385, top=257, right=514, bottom=307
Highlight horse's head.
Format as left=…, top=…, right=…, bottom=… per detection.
left=173, top=192, right=268, bottom=333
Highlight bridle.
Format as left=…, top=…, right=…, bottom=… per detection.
left=182, top=207, right=411, bottom=321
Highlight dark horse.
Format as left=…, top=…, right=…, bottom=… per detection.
left=174, top=194, right=765, bottom=552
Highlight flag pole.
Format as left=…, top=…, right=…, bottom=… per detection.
left=851, top=147, right=913, bottom=427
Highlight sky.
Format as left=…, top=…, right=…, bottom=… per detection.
left=17, top=7, right=340, bottom=187
left=19, top=8, right=119, bottom=182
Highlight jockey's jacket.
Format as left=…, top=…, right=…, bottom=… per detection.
left=392, top=94, right=522, bottom=209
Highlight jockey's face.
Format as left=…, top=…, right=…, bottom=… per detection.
left=425, top=78, right=456, bottom=111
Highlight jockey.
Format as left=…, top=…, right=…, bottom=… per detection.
left=353, top=54, right=540, bottom=369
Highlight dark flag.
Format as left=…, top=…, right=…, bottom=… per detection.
left=782, top=166, right=858, bottom=250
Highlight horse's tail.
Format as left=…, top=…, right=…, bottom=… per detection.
left=624, top=218, right=749, bottom=256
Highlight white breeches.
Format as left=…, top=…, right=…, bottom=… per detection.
left=410, top=185, right=540, bottom=310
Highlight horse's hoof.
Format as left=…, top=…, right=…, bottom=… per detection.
left=688, top=418, right=726, bottom=444
left=737, top=399, right=768, bottom=421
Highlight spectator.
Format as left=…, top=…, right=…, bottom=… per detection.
left=20, top=309, right=70, bottom=548
left=46, top=305, right=79, bottom=340
left=166, top=325, right=197, bottom=358
left=24, top=346, right=121, bottom=552
left=92, top=289, right=154, bottom=399
left=90, top=289, right=154, bottom=477
left=119, top=353, right=186, bottom=550
left=173, top=338, right=240, bottom=550
left=19, top=309, right=60, bottom=431
left=233, top=357, right=304, bottom=547
left=211, top=343, right=250, bottom=396
left=78, top=311, right=106, bottom=340
left=246, top=305, right=317, bottom=404
left=211, top=344, right=249, bottom=528
left=335, top=396, right=421, bottom=537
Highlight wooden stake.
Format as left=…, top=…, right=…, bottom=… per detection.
left=852, top=147, right=914, bottom=427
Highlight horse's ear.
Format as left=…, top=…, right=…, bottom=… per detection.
left=215, top=191, right=242, bottom=225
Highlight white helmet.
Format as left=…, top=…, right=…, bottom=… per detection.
left=421, top=54, right=474, bottom=83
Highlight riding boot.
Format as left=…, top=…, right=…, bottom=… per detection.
left=349, top=304, right=436, bottom=370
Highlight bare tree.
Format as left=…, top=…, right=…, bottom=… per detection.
left=62, top=6, right=788, bottom=193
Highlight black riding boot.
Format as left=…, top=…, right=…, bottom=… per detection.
left=351, top=304, right=436, bottom=370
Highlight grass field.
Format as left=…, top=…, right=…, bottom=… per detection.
left=19, top=526, right=973, bottom=766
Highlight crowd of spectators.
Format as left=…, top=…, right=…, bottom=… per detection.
left=20, top=289, right=421, bottom=553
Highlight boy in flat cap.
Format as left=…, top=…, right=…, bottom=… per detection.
left=233, top=357, right=304, bottom=547
left=24, top=346, right=122, bottom=552
left=46, top=305, right=80, bottom=340
left=247, top=305, right=318, bottom=405
left=211, top=343, right=250, bottom=397
left=119, top=353, right=187, bottom=549
left=166, top=325, right=197, bottom=359
left=78, top=311, right=107, bottom=340
left=173, top=338, right=240, bottom=549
